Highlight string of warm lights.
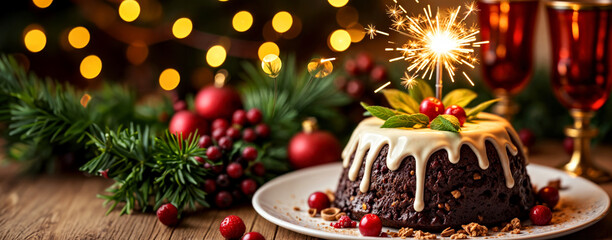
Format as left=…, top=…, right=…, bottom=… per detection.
left=24, top=0, right=363, bottom=92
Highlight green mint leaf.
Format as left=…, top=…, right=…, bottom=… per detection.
left=360, top=102, right=397, bottom=120
left=408, top=78, right=434, bottom=103
left=442, top=89, right=477, bottom=108
left=381, top=113, right=429, bottom=128
left=430, top=114, right=461, bottom=132
left=381, top=89, right=419, bottom=114
left=466, top=98, right=501, bottom=118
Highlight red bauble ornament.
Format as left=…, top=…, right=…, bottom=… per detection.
left=288, top=119, right=341, bottom=169
left=419, top=97, right=445, bottom=121
left=195, top=85, right=242, bottom=120
left=168, top=111, right=208, bottom=138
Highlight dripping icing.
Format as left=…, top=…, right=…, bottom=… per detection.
left=341, top=112, right=524, bottom=212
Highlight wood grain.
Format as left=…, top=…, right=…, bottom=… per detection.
left=0, top=141, right=610, bottom=240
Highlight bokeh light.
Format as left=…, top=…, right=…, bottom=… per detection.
left=172, top=18, right=193, bottom=39
left=33, top=0, right=53, bottom=8
left=68, top=27, right=90, bottom=49
left=336, top=6, right=358, bottom=28
left=347, top=22, right=366, bottom=43
left=328, top=0, right=349, bottom=8
left=272, top=11, right=293, bottom=33
left=126, top=42, right=148, bottom=65
left=261, top=54, right=282, bottom=78
left=80, top=55, right=102, bottom=79
left=257, top=42, right=279, bottom=61
left=328, top=29, right=351, bottom=52
left=24, top=29, right=46, bottom=53
left=206, top=45, right=227, bottom=67
left=80, top=93, right=91, bottom=108
left=308, top=58, right=334, bottom=78
left=232, top=11, right=253, bottom=32
left=159, top=68, right=180, bottom=91
left=119, top=0, right=140, bottom=22
left=283, top=17, right=302, bottom=39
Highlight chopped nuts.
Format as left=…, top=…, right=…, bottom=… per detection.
left=362, top=203, right=367, bottom=210
left=477, top=215, right=483, bottom=222
left=450, top=233, right=468, bottom=239
left=440, top=227, right=455, bottom=237
left=391, top=200, right=398, bottom=207
left=491, top=227, right=499, bottom=232
left=473, top=173, right=482, bottom=180
left=410, top=170, right=415, bottom=175
left=398, top=227, right=414, bottom=237
left=451, top=190, right=461, bottom=199
left=308, top=208, right=317, bottom=217
left=321, top=207, right=341, bottom=221
left=462, top=222, right=488, bottom=237
left=335, top=212, right=347, bottom=220
left=445, top=203, right=451, bottom=211
left=414, top=230, right=437, bottom=239
left=349, top=196, right=355, bottom=201
left=438, top=203, right=444, bottom=209
left=510, top=218, right=521, bottom=230
left=325, top=189, right=336, bottom=202
left=511, top=228, right=521, bottom=234
left=293, top=206, right=300, bottom=211
left=457, top=229, right=467, bottom=234
left=500, top=223, right=512, bottom=232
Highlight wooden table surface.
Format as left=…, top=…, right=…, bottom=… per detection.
left=1, top=141, right=611, bottom=240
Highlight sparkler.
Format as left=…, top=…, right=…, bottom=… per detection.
left=370, top=0, right=487, bottom=99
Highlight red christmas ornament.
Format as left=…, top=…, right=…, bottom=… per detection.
left=195, top=84, right=242, bottom=120
left=288, top=118, right=341, bottom=169
left=168, top=111, right=208, bottom=139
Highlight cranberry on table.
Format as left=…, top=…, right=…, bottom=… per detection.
left=344, top=59, right=359, bottom=76
left=538, top=186, right=560, bottom=208
left=359, top=214, right=382, bottom=237
left=226, top=127, right=241, bottom=140
left=444, top=105, right=467, bottom=126
left=226, top=163, right=244, bottom=179
left=216, top=174, right=231, bottom=188
left=519, top=129, right=536, bottom=148
left=242, top=147, right=258, bottom=161
left=232, top=110, right=247, bottom=126
left=246, top=108, right=263, bottom=124
left=419, top=97, right=445, bottom=121
left=241, top=232, right=265, bottom=240
left=198, top=135, right=213, bottom=148
left=206, top=146, right=222, bottom=160
left=242, top=128, right=257, bottom=142
left=370, top=65, right=388, bottom=82
left=307, top=191, right=330, bottom=211
left=529, top=205, right=552, bottom=226
left=215, top=191, right=234, bottom=208
left=563, top=137, right=574, bottom=155
left=212, top=118, right=230, bottom=131
left=252, top=162, right=266, bottom=176
left=219, top=215, right=245, bottom=239
left=255, top=124, right=270, bottom=138
left=218, top=136, right=234, bottom=150
left=241, top=179, right=258, bottom=195
left=156, top=203, right=178, bottom=226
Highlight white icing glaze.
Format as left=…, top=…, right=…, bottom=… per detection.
left=341, top=112, right=524, bottom=212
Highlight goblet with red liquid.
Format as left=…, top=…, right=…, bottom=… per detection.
left=477, top=0, right=540, bottom=120
left=546, top=0, right=612, bottom=183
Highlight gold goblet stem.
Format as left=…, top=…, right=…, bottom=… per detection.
left=561, top=109, right=611, bottom=183
left=492, top=89, right=516, bottom=121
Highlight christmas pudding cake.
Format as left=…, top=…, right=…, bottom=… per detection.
left=333, top=110, right=536, bottom=231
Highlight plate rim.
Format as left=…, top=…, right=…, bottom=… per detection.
left=252, top=162, right=610, bottom=240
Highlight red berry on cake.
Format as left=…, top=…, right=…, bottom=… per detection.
left=242, top=147, right=258, bottom=161
left=529, top=205, right=552, bottom=226
left=227, top=163, right=243, bottom=179
left=156, top=203, right=178, bottom=226
left=195, top=86, right=242, bottom=120
left=359, top=214, right=382, bottom=237
left=215, top=191, right=234, bottom=208
left=307, top=191, right=331, bottom=211
left=241, top=232, right=265, bottom=240
left=246, top=108, right=263, bottom=124
left=538, top=186, right=560, bottom=208
left=241, top=179, right=258, bottom=195
left=444, top=105, right=467, bottom=126
left=419, top=97, right=445, bottom=121
left=219, top=215, right=246, bottom=239
left=168, top=111, right=209, bottom=138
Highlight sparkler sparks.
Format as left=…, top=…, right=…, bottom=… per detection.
left=368, top=0, right=487, bottom=98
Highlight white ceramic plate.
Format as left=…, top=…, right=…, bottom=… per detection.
left=252, top=162, right=610, bottom=240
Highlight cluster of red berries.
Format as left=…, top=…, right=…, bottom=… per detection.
left=331, top=215, right=357, bottom=228
left=419, top=97, right=467, bottom=126
left=219, top=215, right=266, bottom=240
left=198, top=108, right=270, bottom=209
left=336, top=53, right=388, bottom=99
left=529, top=185, right=560, bottom=226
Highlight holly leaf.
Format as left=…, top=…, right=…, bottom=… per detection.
left=361, top=102, right=397, bottom=120
left=408, top=78, right=434, bottom=103
left=381, top=113, right=429, bottom=128
left=442, top=89, right=477, bottom=108
left=466, top=98, right=501, bottom=118
left=381, top=89, right=419, bottom=114
left=430, top=114, right=461, bottom=132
